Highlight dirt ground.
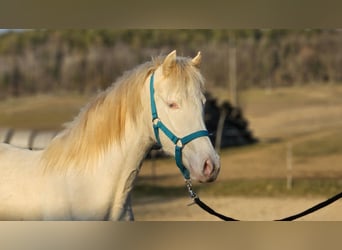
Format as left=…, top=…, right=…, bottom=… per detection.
left=132, top=195, right=342, bottom=221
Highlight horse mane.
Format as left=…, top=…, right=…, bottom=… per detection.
left=41, top=54, right=205, bottom=173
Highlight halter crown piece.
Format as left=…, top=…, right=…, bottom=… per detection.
left=149, top=72, right=209, bottom=180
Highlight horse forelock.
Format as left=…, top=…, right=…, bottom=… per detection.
left=164, top=57, right=205, bottom=100
left=41, top=54, right=204, bottom=173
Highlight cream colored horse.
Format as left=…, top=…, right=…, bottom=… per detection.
left=0, top=50, right=220, bottom=220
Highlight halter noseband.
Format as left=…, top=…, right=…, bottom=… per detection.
left=149, top=72, right=209, bottom=180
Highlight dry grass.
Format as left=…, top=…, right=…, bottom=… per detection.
left=0, top=93, right=88, bottom=130
left=240, top=84, right=342, bottom=140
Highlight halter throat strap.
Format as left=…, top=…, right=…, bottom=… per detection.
left=149, top=72, right=209, bottom=180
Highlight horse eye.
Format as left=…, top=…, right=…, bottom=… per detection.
left=168, top=102, right=179, bottom=109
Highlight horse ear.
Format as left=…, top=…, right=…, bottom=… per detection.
left=191, top=51, right=201, bottom=68
left=162, top=50, right=177, bottom=76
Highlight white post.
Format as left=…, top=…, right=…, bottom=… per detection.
left=215, top=109, right=227, bottom=153
left=286, top=142, right=293, bottom=190
left=229, top=37, right=238, bottom=107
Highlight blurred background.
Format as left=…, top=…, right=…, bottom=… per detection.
left=0, top=29, right=341, bottom=220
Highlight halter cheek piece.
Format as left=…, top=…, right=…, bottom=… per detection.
left=149, top=72, right=209, bottom=180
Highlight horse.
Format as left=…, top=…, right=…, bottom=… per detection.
left=0, top=50, right=220, bottom=220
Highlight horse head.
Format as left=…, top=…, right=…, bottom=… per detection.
left=148, top=50, right=220, bottom=183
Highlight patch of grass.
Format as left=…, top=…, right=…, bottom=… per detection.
left=133, top=178, right=342, bottom=198
left=238, top=84, right=342, bottom=116
left=293, top=129, right=342, bottom=158
left=0, top=94, right=88, bottom=129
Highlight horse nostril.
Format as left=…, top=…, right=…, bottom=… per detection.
left=203, top=159, right=214, bottom=177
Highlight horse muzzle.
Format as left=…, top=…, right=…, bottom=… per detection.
left=200, top=157, right=220, bottom=182
left=187, top=152, right=220, bottom=183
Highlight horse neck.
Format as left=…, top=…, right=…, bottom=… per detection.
left=41, top=78, right=155, bottom=175
left=102, top=81, right=154, bottom=171
left=108, top=115, right=153, bottom=171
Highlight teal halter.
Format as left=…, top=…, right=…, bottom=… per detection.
left=149, top=72, right=209, bottom=180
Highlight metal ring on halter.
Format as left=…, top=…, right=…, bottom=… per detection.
left=152, top=117, right=160, bottom=125
left=176, top=139, right=183, bottom=148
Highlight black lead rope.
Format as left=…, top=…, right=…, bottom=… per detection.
left=276, top=191, right=342, bottom=221
left=193, top=197, right=239, bottom=221
left=186, top=180, right=342, bottom=221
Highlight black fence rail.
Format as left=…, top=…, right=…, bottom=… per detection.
left=0, top=128, right=58, bottom=150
